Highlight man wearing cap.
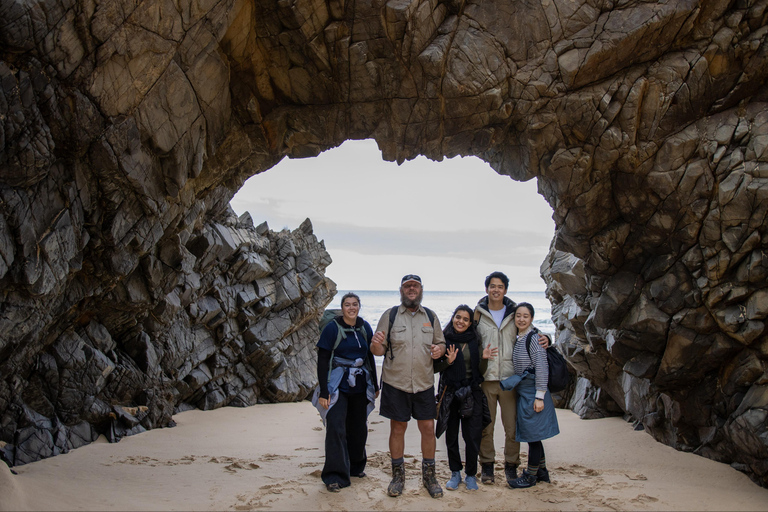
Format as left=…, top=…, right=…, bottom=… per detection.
left=370, top=274, right=446, bottom=499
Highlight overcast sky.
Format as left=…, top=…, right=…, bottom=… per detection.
left=230, top=139, right=556, bottom=291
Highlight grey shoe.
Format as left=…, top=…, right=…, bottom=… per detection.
left=481, top=462, right=495, bottom=484
left=422, top=461, right=443, bottom=498
left=387, top=462, right=405, bottom=497
left=504, top=462, right=518, bottom=485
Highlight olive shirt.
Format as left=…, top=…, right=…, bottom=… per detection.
left=375, top=304, right=446, bottom=394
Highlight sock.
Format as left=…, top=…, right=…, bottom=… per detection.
left=392, top=457, right=404, bottom=466
left=422, top=458, right=435, bottom=466
left=539, top=455, right=546, bottom=469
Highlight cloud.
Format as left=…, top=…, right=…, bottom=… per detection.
left=315, top=222, right=553, bottom=267
left=230, top=139, right=557, bottom=291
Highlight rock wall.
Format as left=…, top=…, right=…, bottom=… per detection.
left=1, top=0, right=767, bottom=485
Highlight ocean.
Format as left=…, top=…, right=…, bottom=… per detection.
left=328, top=290, right=554, bottom=335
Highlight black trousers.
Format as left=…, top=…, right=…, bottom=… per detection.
left=445, top=387, right=484, bottom=476
left=322, top=391, right=369, bottom=487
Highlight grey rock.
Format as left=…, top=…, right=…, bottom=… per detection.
left=2, top=0, right=768, bottom=487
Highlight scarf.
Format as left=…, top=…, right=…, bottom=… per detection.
left=440, top=325, right=483, bottom=388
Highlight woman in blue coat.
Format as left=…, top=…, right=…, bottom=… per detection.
left=500, top=302, right=559, bottom=488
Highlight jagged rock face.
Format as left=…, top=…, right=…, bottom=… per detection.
left=1, top=0, right=767, bottom=485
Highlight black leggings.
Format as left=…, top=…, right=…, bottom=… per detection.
left=528, top=440, right=544, bottom=468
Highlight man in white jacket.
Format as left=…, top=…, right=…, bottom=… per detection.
left=475, top=271, right=550, bottom=486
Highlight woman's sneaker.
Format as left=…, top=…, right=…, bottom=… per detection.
left=508, top=470, right=537, bottom=489
left=446, top=471, right=462, bottom=490
left=465, top=475, right=479, bottom=490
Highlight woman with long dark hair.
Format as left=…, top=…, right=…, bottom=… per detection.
left=435, top=304, right=496, bottom=491
left=312, top=292, right=379, bottom=492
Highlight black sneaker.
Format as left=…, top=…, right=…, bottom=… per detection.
left=387, top=463, right=405, bottom=497
left=537, top=467, right=550, bottom=483
left=326, top=482, right=341, bottom=492
left=504, top=462, right=518, bottom=484
left=508, top=470, right=537, bottom=489
left=481, top=462, right=495, bottom=484
left=422, top=461, right=443, bottom=498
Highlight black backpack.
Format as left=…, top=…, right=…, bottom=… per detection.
left=525, top=329, right=570, bottom=393
left=384, top=305, right=436, bottom=360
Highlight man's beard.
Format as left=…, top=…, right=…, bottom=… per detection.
left=400, top=289, right=423, bottom=309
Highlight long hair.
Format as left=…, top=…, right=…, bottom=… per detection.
left=443, top=304, right=475, bottom=337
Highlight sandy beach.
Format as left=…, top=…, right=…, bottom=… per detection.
left=2, top=400, right=767, bottom=512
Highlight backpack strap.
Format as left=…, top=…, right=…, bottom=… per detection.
left=473, top=308, right=480, bottom=325
left=524, top=327, right=540, bottom=370
left=330, top=319, right=371, bottom=378
left=385, top=307, right=398, bottom=360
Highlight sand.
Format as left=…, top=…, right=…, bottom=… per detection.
left=1, top=401, right=767, bottom=511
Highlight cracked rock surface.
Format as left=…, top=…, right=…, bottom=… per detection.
left=1, top=0, right=767, bottom=486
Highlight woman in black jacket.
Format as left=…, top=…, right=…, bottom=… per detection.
left=435, top=304, right=496, bottom=491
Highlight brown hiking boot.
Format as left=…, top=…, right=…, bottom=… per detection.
left=481, top=462, right=495, bottom=484
left=387, top=462, right=405, bottom=497
left=422, top=461, right=443, bottom=498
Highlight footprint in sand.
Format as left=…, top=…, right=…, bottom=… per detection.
left=208, top=456, right=260, bottom=472
left=225, top=461, right=261, bottom=472
left=259, top=453, right=294, bottom=462
left=371, top=421, right=383, bottom=424
left=299, top=462, right=321, bottom=468
left=624, top=473, right=647, bottom=481
left=631, top=494, right=658, bottom=503
left=312, top=426, right=323, bottom=431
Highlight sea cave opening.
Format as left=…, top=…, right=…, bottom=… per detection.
left=230, top=139, right=557, bottom=331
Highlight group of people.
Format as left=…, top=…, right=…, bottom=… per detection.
left=312, top=272, right=560, bottom=497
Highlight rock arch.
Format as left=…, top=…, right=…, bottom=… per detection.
left=1, top=0, right=766, bottom=485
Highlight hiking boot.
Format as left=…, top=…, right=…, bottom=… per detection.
left=465, top=475, right=479, bottom=490
left=481, top=462, right=495, bottom=484
left=504, top=462, right=518, bottom=485
left=537, top=467, right=550, bottom=483
left=446, top=471, right=462, bottom=491
left=508, top=470, right=537, bottom=489
left=387, top=462, right=405, bottom=497
left=422, top=461, right=443, bottom=498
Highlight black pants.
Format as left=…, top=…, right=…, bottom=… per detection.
left=528, top=440, right=544, bottom=468
left=322, top=391, right=369, bottom=487
left=445, top=388, right=484, bottom=476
